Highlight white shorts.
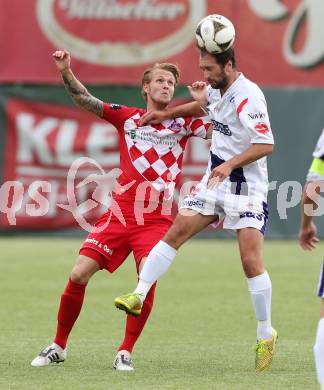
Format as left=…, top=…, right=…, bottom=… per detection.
left=317, top=260, right=324, bottom=298
left=179, top=180, right=269, bottom=234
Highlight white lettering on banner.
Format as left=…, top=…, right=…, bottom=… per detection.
left=56, top=120, right=83, bottom=165
left=36, top=0, right=206, bottom=66
left=86, top=123, right=119, bottom=165
left=59, top=0, right=185, bottom=20
left=248, top=0, right=324, bottom=68
left=248, top=0, right=288, bottom=20
left=16, top=111, right=119, bottom=167
left=284, top=0, right=324, bottom=68
left=17, top=113, right=56, bottom=164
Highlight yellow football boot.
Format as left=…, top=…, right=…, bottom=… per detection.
left=114, top=293, right=143, bottom=317
left=255, top=328, right=278, bottom=372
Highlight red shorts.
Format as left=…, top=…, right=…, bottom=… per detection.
left=79, top=208, right=172, bottom=273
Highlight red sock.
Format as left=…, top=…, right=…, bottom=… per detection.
left=54, top=278, right=86, bottom=349
left=118, top=283, right=157, bottom=353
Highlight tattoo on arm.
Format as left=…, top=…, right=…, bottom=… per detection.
left=62, top=73, right=103, bottom=117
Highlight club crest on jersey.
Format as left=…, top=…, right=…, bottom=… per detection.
left=211, top=119, right=232, bottom=136
left=169, top=119, right=183, bottom=133
left=254, top=122, right=269, bottom=134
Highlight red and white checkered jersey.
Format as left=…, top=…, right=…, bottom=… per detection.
left=102, top=103, right=209, bottom=204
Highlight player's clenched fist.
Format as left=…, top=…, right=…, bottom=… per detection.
left=187, top=81, right=208, bottom=108
left=52, top=50, right=71, bottom=73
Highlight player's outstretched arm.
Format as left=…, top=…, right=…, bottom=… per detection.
left=140, top=101, right=204, bottom=125
left=53, top=50, right=104, bottom=117
left=299, top=182, right=320, bottom=250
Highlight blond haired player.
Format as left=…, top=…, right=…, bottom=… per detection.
left=31, top=50, right=210, bottom=370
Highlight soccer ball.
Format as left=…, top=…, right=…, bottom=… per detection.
left=195, top=14, right=235, bottom=54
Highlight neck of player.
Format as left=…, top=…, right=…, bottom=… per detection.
left=220, top=70, right=239, bottom=96
left=146, top=98, right=169, bottom=112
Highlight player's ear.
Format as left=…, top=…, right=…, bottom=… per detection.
left=143, top=83, right=150, bottom=94
left=225, top=60, right=233, bottom=73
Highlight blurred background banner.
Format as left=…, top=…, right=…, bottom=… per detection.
left=1, top=98, right=118, bottom=229
left=0, top=0, right=324, bottom=236
left=0, top=0, right=323, bottom=85
left=0, top=95, right=209, bottom=231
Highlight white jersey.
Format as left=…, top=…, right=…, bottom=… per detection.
left=203, top=73, right=274, bottom=200
left=312, top=129, right=324, bottom=159
left=180, top=74, right=274, bottom=232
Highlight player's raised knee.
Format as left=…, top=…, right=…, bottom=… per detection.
left=164, top=220, right=192, bottom=248
left=240, top=254, right=264, bottom=277
left=70, top=266, right=91, bottom=284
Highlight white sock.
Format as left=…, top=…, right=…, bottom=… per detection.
left=247, top=271, right=272, bottom=340
left=134, top=241, right=177, bottom=302
left=314, top=318, right=324, bottom=387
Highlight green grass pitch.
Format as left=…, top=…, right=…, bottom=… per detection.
left=0, top=237, right=323, bottom=390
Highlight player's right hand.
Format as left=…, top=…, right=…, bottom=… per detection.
left=140, top=110, right=166, bottom=125
left=52, top=49, right=71, bottom=73
left=299, top=221, right=319, bottom=250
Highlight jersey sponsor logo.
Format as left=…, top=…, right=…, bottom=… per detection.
left=36, top=0, right=206, bottom=66
left=254, top=122, right=270, bottom=134
left=125, top=129, right=178, bottom=147
left=183, top=199, right=205, bottom=208
left=211, top=120, right=232, bottom=136
left=110, top=104, right=122, bottom=110
left=248, top=112, right=266, bottom=120
left=239, top=211, right=264, bottom=221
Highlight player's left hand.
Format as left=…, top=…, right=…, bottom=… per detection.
left=299, top=221, right=319, bottom=251
left=207, top=162, right=233, bottom=188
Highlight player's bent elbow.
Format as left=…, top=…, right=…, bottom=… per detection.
left=258, top=143, right=274, bottom=156
left=265, top=144, right=274, bottom=155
